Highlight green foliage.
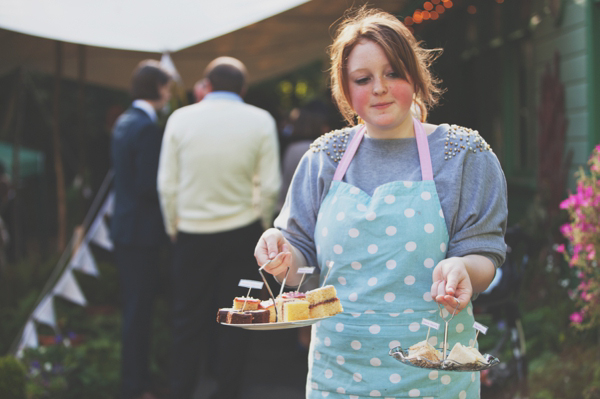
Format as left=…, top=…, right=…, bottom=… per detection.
left=0, top=355, right=26, bottom=399
left=20, top=313, right=121, bottom=399
left=528, top=343, right=600, bottom=399
left=0, top=254, right=60, bottom=354
left=556, top=145, right=600, bottom=330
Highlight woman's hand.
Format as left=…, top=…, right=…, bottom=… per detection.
left=254, top=228, right=294, bottom=278
left=431, top=257, right=473, bottom=314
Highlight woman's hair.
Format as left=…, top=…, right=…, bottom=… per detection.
left=130, top=60, right=171, bottom=101
left=329, top=7, right=443, bottom=124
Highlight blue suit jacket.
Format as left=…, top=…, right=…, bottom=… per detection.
left=110, top=107, right=166, bottom=247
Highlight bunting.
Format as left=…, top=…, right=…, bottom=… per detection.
left=16, top=321, right=38, bottom=358
left=53, top=270, right=87, bottom=306
left=70, top=244, right=99, bottom=277
left=89, top=213, right=113, bottom=251
left=32, top=295, right=57, bottom=328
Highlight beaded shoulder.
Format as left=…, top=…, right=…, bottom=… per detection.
left=443, top=124, right=493, bottom=161
left=308, top=127, right=353, bottom=163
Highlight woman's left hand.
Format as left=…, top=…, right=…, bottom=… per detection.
left=431, top=257, right=473, bottom=314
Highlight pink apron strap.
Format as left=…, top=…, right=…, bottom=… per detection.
left=332, top=126, right=366, bottom=181
left=413, top=117, right=434, bottom=181
left=332, top=118, right=434, bottom=182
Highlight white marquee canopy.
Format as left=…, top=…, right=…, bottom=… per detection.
left=0, top=0, right=409, bottom=89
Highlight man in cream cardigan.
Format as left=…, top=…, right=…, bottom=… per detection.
left=157, top=57, right=280, bottom=399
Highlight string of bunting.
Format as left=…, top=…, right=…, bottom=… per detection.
left=12, top=173, right=115, bottom=357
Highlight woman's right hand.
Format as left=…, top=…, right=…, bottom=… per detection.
left=254, top=228, right=293, bottom=278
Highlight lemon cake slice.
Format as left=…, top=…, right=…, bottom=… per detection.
left=306, top=285, right=343, bottom=319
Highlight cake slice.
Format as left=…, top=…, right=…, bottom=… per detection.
left=248, top=309, right=270, bottom=324
left=259, top=300, right=276, bottom=323
left=407, top=340, right=442, bottom=363
left=281, top=300, right=310, bottom=321
left=281, top=291, right=306, bottom=300
left=216, top=308, right=253, bottom=324
left=232, top=296, right=260, bottom=311
left=306, top=285, right=343, bottom=319
left=446, top=342, right=485, bottom=364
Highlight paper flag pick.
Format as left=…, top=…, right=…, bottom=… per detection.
left=54, top=271, right=87, bottom=306
left=32, top=296, right=56, bottom=328
left=70, top=244, right=99, bottom=277
left=90, top=215, right=113, bottom=251
left=238, top=279, right=264, bottom=290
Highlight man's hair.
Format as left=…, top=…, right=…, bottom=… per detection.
left=204, top=57, right=247, bottom=94
left=130, top=60, right=171, bottom=100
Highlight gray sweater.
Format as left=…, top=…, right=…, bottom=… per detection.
left=275, top=123, right=508, bottom=271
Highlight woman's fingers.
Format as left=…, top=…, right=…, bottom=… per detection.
left=262, top=252, right=291, bottom=276
left=254, top=228, right=284, bottom=266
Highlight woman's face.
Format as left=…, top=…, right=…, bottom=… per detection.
left=347, top=39, right=415, bottom=138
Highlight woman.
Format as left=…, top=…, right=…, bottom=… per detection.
left=255, top=8, right=507, bottom=398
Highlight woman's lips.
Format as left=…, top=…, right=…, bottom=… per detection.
left=372, top=102, right=393, bottom=109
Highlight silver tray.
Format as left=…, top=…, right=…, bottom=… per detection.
left=221, top=315, right=332, bottom=330
left=388, top=346, right=500, bottom=371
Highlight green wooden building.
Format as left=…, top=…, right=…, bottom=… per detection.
left=410, top=0, right=599, bottom=224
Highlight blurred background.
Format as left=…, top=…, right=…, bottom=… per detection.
left=0, top=0, right=599, bottom=398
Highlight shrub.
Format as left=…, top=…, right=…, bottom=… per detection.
left=0, top=355, right=26, bottom=399
left=556, top=144, right=600, bottom=330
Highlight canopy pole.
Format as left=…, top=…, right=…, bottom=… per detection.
left=53, top=41, right=67, bottom=252
left=75, top=44, right=87, bottom=237
left=11, top=68, right=25, bottom=260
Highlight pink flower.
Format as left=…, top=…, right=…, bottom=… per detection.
left=570, top=311, right=584, bottom=323
left=560, top=223, right=573, bottom=238
left=588, top=250, right=596, bottom=261
left=560, top=197, right=574, bottom=209
left=555, top=244, right=565, bottom=253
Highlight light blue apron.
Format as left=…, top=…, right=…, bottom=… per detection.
left=308, top=118, right=480, bottom=398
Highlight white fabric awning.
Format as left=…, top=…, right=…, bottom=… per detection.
left=0, top=0, right=410, bottom=89
left=0, top=0, right=310, bottom=52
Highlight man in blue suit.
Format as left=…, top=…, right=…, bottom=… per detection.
left=111, top=60, right=172, bottom=399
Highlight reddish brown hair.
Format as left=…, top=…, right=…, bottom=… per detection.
left=329, top=7, right=443, bottom=124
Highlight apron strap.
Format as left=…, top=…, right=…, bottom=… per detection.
left=332, top=125, right=365, bottom=181
left=333, top=118, right=434, bottom=182
left=414, top=117, right=434, bottom=181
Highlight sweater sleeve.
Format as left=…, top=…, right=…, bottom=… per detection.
left=275, top=148, right=331, bottom=271
left=256, top=114, right=282, bottom=230
left=446, top=147, right=508, bottom=268
left=157, top=115, right=180, bottom=237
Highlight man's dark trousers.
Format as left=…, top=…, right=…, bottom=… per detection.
left=115, top=244, right=162, bottom=399
left=169, top=220, right=263, bottom=399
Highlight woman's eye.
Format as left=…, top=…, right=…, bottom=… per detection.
left=387, top=71, right=400, bottom=78
left=355, top=77, right=370, bottom=85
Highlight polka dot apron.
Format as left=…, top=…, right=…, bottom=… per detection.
left=308, top=118, right=480, bottom=399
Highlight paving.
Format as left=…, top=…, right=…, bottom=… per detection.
left=193, top=327, right=309, bottom=399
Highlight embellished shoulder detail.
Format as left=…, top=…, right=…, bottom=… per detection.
left=444, top=125, right=493, bottom=161
left=309, top=127, right=353, bottom=163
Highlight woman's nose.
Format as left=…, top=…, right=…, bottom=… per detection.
left=372, top=77, right=388, bottom=95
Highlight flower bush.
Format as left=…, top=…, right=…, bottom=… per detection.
left=556, top=144, right=600, bottom=330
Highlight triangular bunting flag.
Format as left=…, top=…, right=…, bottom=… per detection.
left=161, top=52, right=182, bottom=83
left=32, top=295, right=57, bottom=328
left=17, top=321, right=38, bottom=358
left=70, top=244, right=99, bottom=277
left=53, top=270, right=87, bottom=306
left=90, top=214, right=113, bottom=251
left=102, top=191, right=115, bottom=217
